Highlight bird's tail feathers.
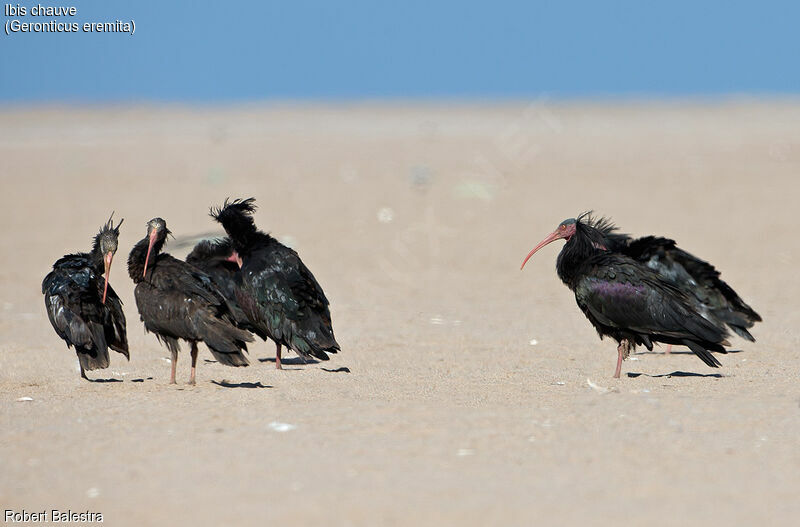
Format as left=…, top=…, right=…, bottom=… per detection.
left=681, top=339, right=723, bottom=368
left=728, top=325, right=756, bottom=342
left=205, top=345, right=250, bottom=367
left=76, top=322, right=110, bottom=371
left=110, top=342, right=131, bottom=360
left=289, top=321, right=340, bottom=361
left=201, top=318, right=252, bottom=367
left=681, top=309, right=729, bottom=349
left=77, top=349, right=110, bottom=371
left=705, top=307, right=757, bottom=343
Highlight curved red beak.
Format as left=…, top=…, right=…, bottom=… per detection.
left=520, top=230, right=565, bottom=270
left=102, top=251, right=113, bottom=304
left=225, top=250, right=242, bottom=269
left=143, top=229, right=158, bottom=278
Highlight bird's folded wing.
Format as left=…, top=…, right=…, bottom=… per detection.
left=576, top=265, right=708, bottom=339
left=253, top=249, right=330, bottom=322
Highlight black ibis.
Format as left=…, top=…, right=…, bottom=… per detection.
left=42, top=214, right=128, bottom=380
left=127, top=218, right=253, bottom=384
left=596, top=225, right=761, bottom=342
left=521, top=212, right=731, bottom=378
left=211, top=198, right=340, bottom=370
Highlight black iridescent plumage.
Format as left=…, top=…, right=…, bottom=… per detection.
left=127, top=218, right=252, bottom=384
left=211, top=198, right=340, bottom=369
left=42, top=215, right=128, bottom=379
left=186, top=237, right=267, bottom=340
left=595, top=223, right=761, bottom=342
left=522, top=213, right=731, bottom=378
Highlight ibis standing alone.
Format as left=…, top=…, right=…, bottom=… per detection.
left=521, top=213, right=731, bottom=378
left=42, top=215, right=129, bottom=380
left=127, top=218, right=253, bottom=384
left=211, top=198, right=340, bottom=370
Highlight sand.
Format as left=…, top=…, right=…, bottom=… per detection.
left=1, top=101, right=799, bottom=526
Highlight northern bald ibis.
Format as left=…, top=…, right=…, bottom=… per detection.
left=211, top=198, right=339, bottom=370
left=521, top=213, right=731, bottom=378
left=42, top=214, right=128, bottom=380
left=127, top=218, right=252, bottom=384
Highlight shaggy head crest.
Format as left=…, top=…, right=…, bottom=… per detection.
left=210, top=198, right=260, bottom=248
left=210, top=198, right=257, bottom=221
left=576, top=211, right=617, bottom=235
left=93, top=212, right=124, bottom=255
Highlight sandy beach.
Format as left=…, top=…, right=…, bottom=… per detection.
left=1, top=101, right=799, bottom=526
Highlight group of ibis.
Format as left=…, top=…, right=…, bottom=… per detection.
left=43, top=200, right=760, bottom=383
left=43, top=198, right=339, bottom=383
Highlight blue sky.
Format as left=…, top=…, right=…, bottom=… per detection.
left=1, top=1, right=798, bottom=102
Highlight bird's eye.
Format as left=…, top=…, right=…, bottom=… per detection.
left=559, top=225, right=565, bottom=230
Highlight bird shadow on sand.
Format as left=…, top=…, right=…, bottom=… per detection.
left=258, top=357, right=319, bottom=366
left=255, top=357, right=318, bottom=370
left=321, top=367, right=351, bottom=373
left=634, top=349, right=745, bottom=356
left=211, top=380, right=272, bottom=389
left=130, top=377, right=154, bottom=383
left=86, top=377, right=123, bottom=383
left=627, top=371, right=724, bottom=379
